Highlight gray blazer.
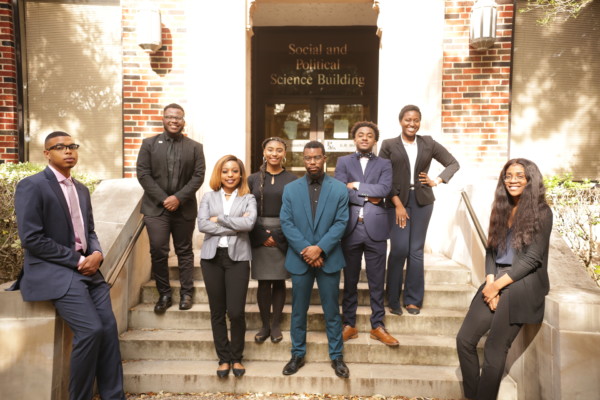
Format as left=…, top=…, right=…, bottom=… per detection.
left=197, top=190, right=257, bottom=261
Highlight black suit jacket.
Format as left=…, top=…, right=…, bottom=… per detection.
left=136, top=132, right=205, bottom=220
left=12, top=167, right=102, bottom=301
left=379, top=135, right=459, bottom=206
left=483, top=206, right=553, bottom=324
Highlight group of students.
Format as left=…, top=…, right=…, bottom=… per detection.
left=11, top=102, right=553, bottom=400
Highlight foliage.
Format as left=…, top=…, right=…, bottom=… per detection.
left=0, top=163, right=100, bottom=284
left=519, top=0, right=595, bottom=25
left=544, top=174, right=600, bottom=287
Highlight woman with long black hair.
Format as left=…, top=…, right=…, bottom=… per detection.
left=248, top=137, right=296, bottom=343
left=456, top=158, right=553, bottom=400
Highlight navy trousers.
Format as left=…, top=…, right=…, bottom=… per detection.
left=386, top=190, right=433, bottom=309
left=342, top=221, right=387, bottom=328
left=52, top=273, right=125, bottom=400
left=290, top=268, right=343, bottom=360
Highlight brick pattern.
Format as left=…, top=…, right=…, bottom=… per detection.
left=443, top=0, right=513, bottom=177
left=122, top=0, right=188, bottom=178
left=0, top=0, right=17, bottom=164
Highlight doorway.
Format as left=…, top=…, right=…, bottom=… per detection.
left=251, top=27, right=379, bottom=175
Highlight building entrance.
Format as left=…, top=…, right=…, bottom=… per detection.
left=252, top=27, right=379, bottom=175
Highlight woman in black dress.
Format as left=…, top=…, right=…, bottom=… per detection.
left=456, top=158, right=553, bottom=400
left=248, top=137, right=297, bottom=343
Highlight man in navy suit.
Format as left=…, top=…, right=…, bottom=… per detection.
left=334, top=121, right=399, bottom=347
left=280, top=141, right=350, bottom=378
left=11, top=131, right=125, bottom=400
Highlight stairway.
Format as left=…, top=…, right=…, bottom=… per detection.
left=120, top=252, right=517, bottom=398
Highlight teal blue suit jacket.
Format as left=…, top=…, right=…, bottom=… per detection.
left=280, top=174, right=349, bottom=274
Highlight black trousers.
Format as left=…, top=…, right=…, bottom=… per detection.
left=201, top=248, right=250, bottom=364
left=144, top=212, right=195, bottom=297
left=53, top=273, right=125, bottom=400
left=456, top=286, right=522, bottom=400
left=342, top=221, right=387, bottom=328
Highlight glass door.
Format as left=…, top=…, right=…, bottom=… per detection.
left=262, top=99, right=371, bottom=176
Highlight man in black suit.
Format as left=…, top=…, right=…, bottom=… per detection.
left=12, top=131, right=125, bottom=400
left=136, top=103, right=205, bottom=313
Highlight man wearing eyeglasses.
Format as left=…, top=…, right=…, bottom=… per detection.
left=279, top=141, right=350, bottom=378
left=136, top=103, right=206, bottom=313
left=11, top=131, right=125, bottom=399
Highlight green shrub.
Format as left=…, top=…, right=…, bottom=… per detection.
left=0, top=163, right=100, bottom=284
left=545, top=174, right=600, bottom=287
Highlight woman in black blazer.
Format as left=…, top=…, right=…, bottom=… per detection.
left=456, top=158, right=553, bottom=400
left=379, top=104, right=459, bottom=315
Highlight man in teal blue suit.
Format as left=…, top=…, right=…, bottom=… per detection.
left=280, top=141, right=350, bottom=378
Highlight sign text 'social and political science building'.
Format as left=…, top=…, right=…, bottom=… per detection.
left=253, top=27, right=379, bottom=97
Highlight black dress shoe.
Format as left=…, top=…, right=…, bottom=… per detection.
left=179, top=294, right=193, bottom=310
left=389, top=307, right=403, bottom=316
left=406, top=305, right=421, bottom=315
left=216, top=363, right=230, bottom=378
left=282, top=355, right=305, bottom=375
left=254, top=328, right=270, bottom=343
left=154, top=295, right=172, bottom=314
left=331, top=357, right=349, bottom=378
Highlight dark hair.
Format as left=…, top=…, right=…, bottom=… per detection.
left=208, top=155, right=250, bottom=196
left=304, top=140, right=325, bottom=155
left=262, top=136, right=287, bottom=150
left=398, top=105, right=421, bottom=121
left=163, top=103, right=185, bottom=115
left=44, top=131, right=70, bottom=147
left=257, top=137, right=288, bottom=215
left=350, top=121, right=379, bottom=141
left=487, top=158, right=549, bottom=252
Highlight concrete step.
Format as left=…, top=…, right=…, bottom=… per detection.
left=128, top=303, right=467, bottom=336
left=140, top=280, right=476, bottom=311
left=120, top=329, right=481, bottom=367
left=167, top=253, right=473, bottom=286
left=122, top=359, right=517, bottom=398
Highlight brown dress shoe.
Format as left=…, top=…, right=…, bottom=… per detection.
left=370, top=326, right=399, bottom=347
left=342, top=325, right=358, bottom=342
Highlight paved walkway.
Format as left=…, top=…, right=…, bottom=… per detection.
left=110, top=393, right=450, bottom=400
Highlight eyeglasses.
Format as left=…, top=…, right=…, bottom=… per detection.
left=164, top=115, right=184, bottom=121
left=303, top=155, right=325, bottom=162
left=46, top=143, right=80, bottom=151
left=503, top=174, right=527, bottom=182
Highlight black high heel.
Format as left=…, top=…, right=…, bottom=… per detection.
left=232, top=362, right=245, bottom=377
left=254, top=328, right=270, bottom=343
left=216, top=362, right=230, bottom=378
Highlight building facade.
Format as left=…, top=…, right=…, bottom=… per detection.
left=0, top=0, right=598, bottom=182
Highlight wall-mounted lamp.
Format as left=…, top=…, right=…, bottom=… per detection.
left=470, top=0, right=497, bottom=50
left=137, top=6, right=162, bottom=53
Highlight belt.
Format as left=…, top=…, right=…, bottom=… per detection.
left=409, top=184, right=415, bottom=191
left=357, top=217, right=364, bottom=223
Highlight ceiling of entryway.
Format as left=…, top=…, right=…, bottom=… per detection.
left=252, top=0, right=378, bottom=26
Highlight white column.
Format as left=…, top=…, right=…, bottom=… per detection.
left=377, top=0, right=445, bottom=141
left=185, top=0, right=249, bottom=177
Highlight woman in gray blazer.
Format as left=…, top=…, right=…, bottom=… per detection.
left=456, top=159, right=553, bottom=400
left=198, top=155, right=257, bottom=378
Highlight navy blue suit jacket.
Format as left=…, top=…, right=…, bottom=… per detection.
left=12, top=167, right=102, bottom=302
left=280, top=174, right=349, bottom=275
left=334, top=154, right=392, bottom=242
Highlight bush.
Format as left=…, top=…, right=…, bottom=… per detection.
left=545, top=174, right=600, bottom=287
left=0, top=163, right=100, bottom=284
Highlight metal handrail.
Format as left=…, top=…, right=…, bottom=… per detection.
left=105, top=218, right=145, bottom=287
left=460, top=190, right=487, bottom=249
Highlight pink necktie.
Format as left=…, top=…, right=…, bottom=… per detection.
left=62, top=179, right=87, bottom=253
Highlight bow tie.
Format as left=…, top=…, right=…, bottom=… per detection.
left=356, top=151, right=374, bottom=160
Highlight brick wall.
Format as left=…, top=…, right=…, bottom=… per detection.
left=122, top=0, right=188, bottom=178
left=0, top=0, right=17, bottom=164
left=443, top=0, right=513, bottom=177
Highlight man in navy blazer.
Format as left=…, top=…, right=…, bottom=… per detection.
left=11, top=131, right=125, bottom=400
left=334, top=121, right=399, bottom=347
left=280, top=141, right=350, bottom=378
